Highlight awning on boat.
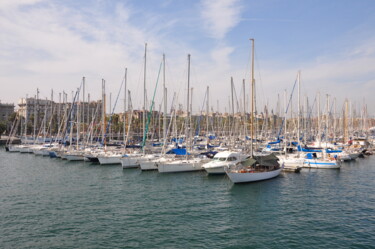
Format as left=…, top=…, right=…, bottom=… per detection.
left=240, top=153, right=279, bottom=167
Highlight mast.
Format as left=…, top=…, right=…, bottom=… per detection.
left=24, top=94, right=28, bottom=139
left=284, top=89, right=287, bottom=155
left=250, top=38, right=254, bottom=157
left=87, top=93, right=90, bottom=134
left=102, top=79, right=106, bottom=147
left=243, top=79, right=246, bottom=140
left=190, top=87, right=193, bottom=149
left=206, top=86, right=209, bottom=137
left=82, top=77, right=85, bottom=141
left=124, top=68, right=127, bottom=147
left=297, top=71, right=300, bottom=155
left=333, top=97, right=336, bottom=142
left=304, top=95, right=308, bottom=145
left=231, top=77, right=234, bottom=140
left=343, top=99, right=349, bottom=143
left=143, top=43, right=147, bottom=151
left=326, top=94, right=330, bottom=145
left=76, top=88, right=80, bottom=150
left=317, top=92, right=321, bottom=147
left=33, top=88, right=39, bottom=140
left=109, top=92, right=112, bottom=140
left=163, top=54, right=167, bottom=142
left=186, top=54, right=191, bottom=157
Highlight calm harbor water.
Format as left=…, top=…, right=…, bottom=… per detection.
left=1, top=148, right=374, bottom=248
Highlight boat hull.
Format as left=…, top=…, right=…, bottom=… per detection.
left=65, top=154, right=85, bottom=161
left=226, top=168, right=282, bottom=183
left=203, top=166, right=226, bottom=175
left=98, top=156, right=121, bottom=165
left=158, top=160, right=204, bottom=173
left=7, top=146, right=20, bottom=152
left=303, top=159, right=340, bottom=169
left=120, top=156, right=145, bottom=169
left=139, top=161, right=158, bottom=171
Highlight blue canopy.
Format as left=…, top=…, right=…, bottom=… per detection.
left=166, top=148, right=189, bottom=155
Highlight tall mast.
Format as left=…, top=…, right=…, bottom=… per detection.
left=333, top=97, right=336, bottom=142
left=243, top=79, right=246, bottom=139
left=82, top=77, right=85, bottom=141
left=326, top=94, right=330, bottom=145
left=33, top=88, right=39, bottom=140
left=344, top=99, right=349, bottom=143
left=231, top=77, right=234, bottom=140
left=250, top=38, right=254, bottom=157
left=24, top=94, right=28, bottom=139
left=163, top=54, right=167, bottom=142
left=124, top=68, right=127, bottom=146
left=206, top=86, right=209, bottom=136
left=284, top=89, right=287, bottom=154
left=76, top=88, right=80, bottom=150
left=297, top=71, right=300, bottom=154
left=186, top=54, right=191, bottom=156
left=109, top=92, right=112, bottom=140
left=143, top=43, right=147, bottom=150
left=190, top=87, right=193, bottom=148
left=87, top=93, right=90, bottom=131
left=102, top=79, right=106, bottom=147
left=317, top=92, right=321, bottom=147
left=304, top=95, right=308, bottom=145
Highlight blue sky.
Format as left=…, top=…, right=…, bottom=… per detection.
left=1, top=0, right=375, bottom=116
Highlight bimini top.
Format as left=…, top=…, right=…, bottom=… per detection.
left=240, top=153, right=279, bottom=167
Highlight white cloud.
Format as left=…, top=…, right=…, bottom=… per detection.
left=0, top=0, right=374, bottom=117
left=200, top=0, right=242, bottom=39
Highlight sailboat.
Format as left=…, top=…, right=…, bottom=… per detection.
left=158, top=54, right=209, bottom=173
left=225, top=39, right=282, bottom=183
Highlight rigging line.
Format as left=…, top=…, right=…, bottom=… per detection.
left=277, top=76, right=298, bottom=140
left=195, top=89, right=208, bottom=136
left=62, top=78, right=84, bottom=145
left=104, top=75, right=126, bottom=138
left=254, top=47, right=266, bottom=110
left=142, top=61, right=163, bottom=148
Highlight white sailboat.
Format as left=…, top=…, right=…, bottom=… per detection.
left=225, top=39, right=282, bottom=183
left=157, top=54, right=209, bottom=173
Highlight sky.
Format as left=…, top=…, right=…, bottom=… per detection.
left=1, top=0, right=375, bottom=117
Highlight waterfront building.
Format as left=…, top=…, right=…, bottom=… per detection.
left=17, top=97, right=102, bottom=129
left=0, top=101, right=15, bottom=122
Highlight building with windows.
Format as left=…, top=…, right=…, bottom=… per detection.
left=18, top=97, right=102, bottom=127
left=0, top=101, right=15, bottom=122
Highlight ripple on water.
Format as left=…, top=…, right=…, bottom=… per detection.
left=0, top=149, right=374, bottom=248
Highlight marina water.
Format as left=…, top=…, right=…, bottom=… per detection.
left=1, top=148, right=374, bottom=248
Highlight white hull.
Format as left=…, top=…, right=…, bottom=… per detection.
left=203, top=166, right=226, bottom=174
left=8, top=146, right=20, bottom=152
left=19, top=146, right=32, bottom=153
left=120, top=155, right=145, bottom=169
left=33, top=149, right=45, bottom=156
left=278, top=157, right=304, bottom=167
left=158, top=159, right=205, bottom=173
left=303, top=159, right=340, bottom=169
left=65, top=154, right=85, bottom=161
left=139, top=161, right=158, bottom=171
left=226, top=168, right=282, bottom=183
left=139, top=156, right=174, bottom=171
left=98, top=156, right=121, bottom=165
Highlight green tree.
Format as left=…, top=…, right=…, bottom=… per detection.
left=0, top=122, right=6, bottom=138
